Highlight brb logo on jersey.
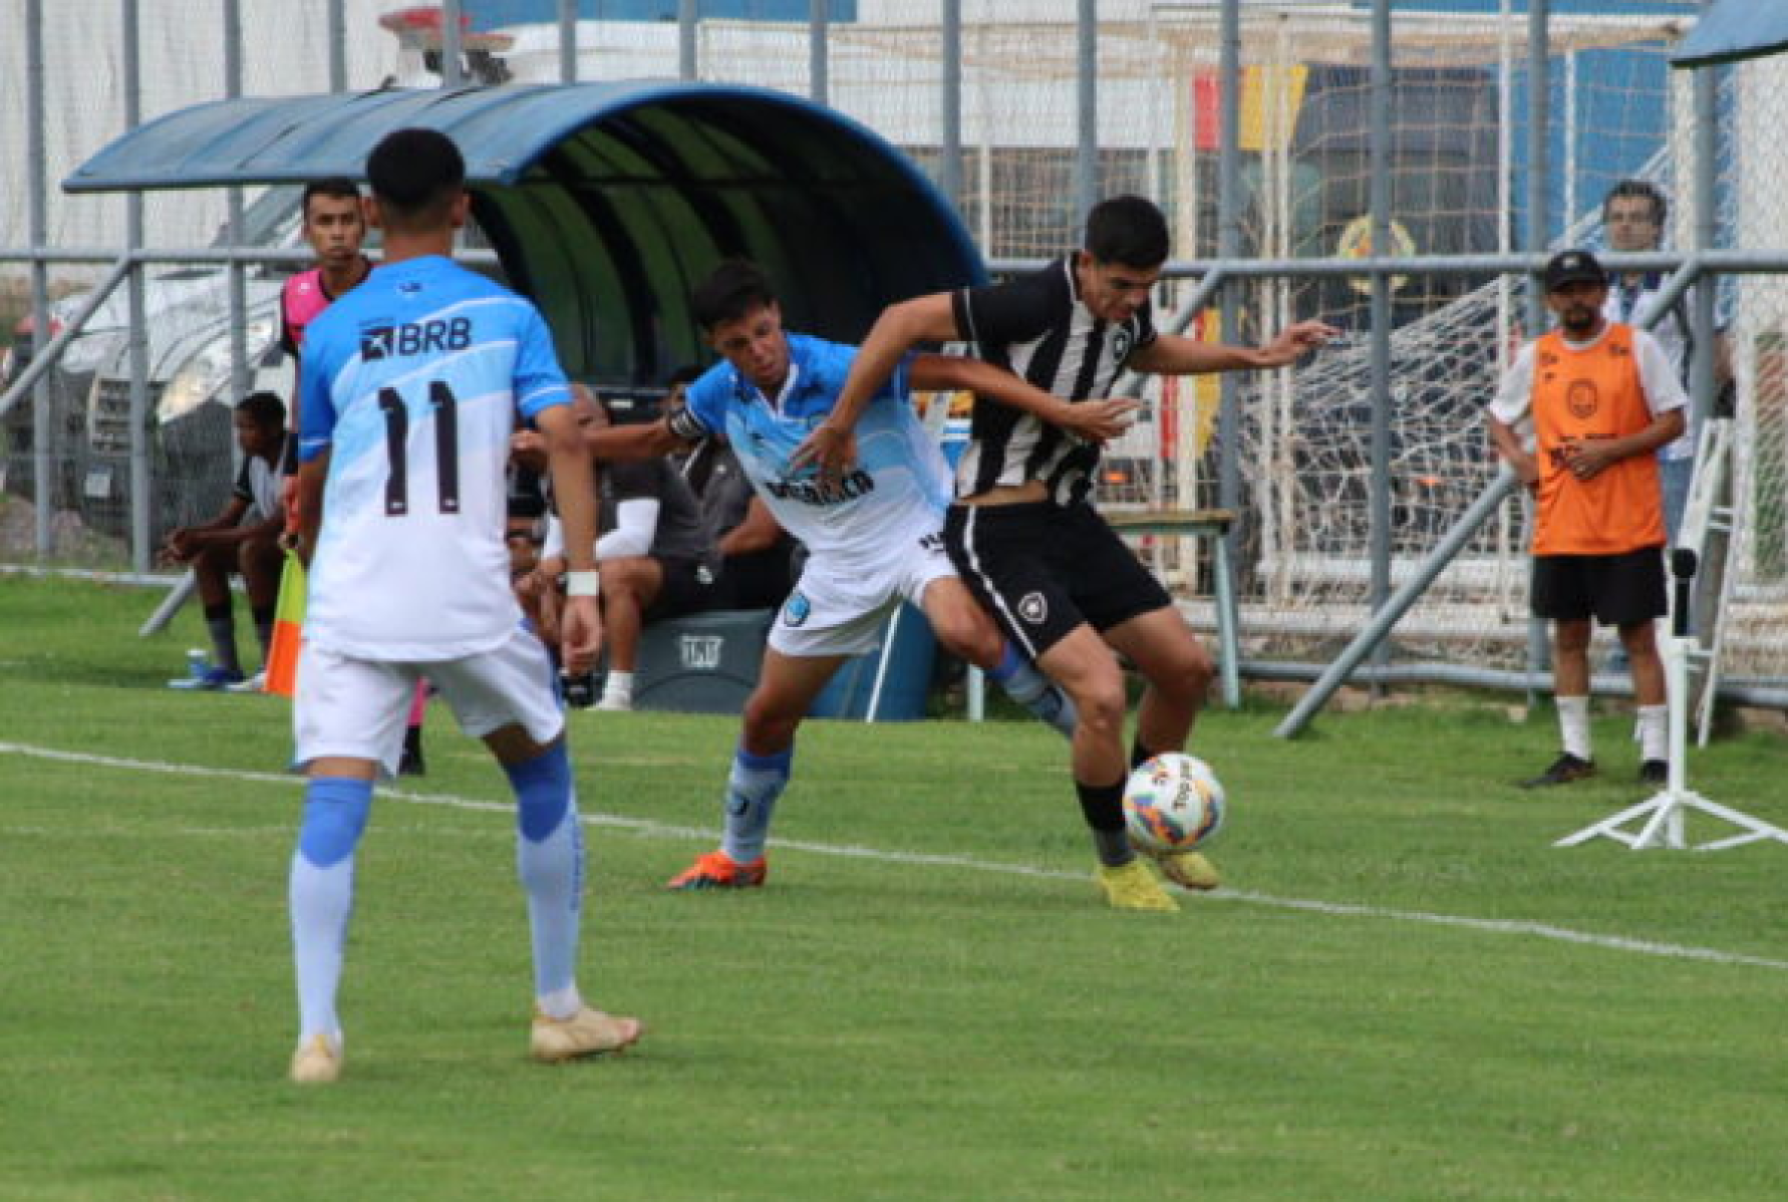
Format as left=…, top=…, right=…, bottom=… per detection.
left=360, top=316, right=473, bottom=362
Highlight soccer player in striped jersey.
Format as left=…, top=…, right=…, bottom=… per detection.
left=284, top=128, right=639, bottom=1084
left=802, top=196, right=1335, bottom=911
left=581, top=260, right=1135, bottom=893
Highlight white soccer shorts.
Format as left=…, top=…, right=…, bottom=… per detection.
left=768, top=525, right=957, bottom=659
left=293, top=627, right=563, bottom=776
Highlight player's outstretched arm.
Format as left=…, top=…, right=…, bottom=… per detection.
left=586, top=418, right=690, bottom=464
left=912, top=355, right=1141, bottom=445
left=537, top=402, right=602, bottom=675
left=1128, top=319, right=1338, bottom=375
left=792, top=293, right=963, bottom=475
left=1485, top=414, right=1539, bottom=492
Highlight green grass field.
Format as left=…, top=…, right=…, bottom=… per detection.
left=2, top=575, right=1785, bottom=1201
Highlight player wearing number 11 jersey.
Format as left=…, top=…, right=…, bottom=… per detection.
left=285, top=128, right=639, bottom=1085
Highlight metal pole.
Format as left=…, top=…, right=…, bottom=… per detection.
left=26, top=0, right=52, bottom=555
left=442, top=0, right=464, bottom=87
left=1367, top=0, right=1393, bottom=685
left=225, top=0, right=249, bottom=408
left=125, top=0, right=151, bottom=572
left=1275, top=470, right=1522, bottom=738
left=809, top=0, right=828, bottom=105
left=1076, top=0, right=1098, bottom=222
left=1689, top=3, right=1722, bottom=633
left=327, top=0, right=346, bottom=92
left=1523, top=0, right=1551, bottom=702
left=558, top=0, right=577, bottom=84
left=1689, top=9, right=1718, bottom=455
left=940, top=0, right=964, bottom=212
left=679, top=0, right=697, bottom=81
left=1217, top=0, right=1244, bottom=546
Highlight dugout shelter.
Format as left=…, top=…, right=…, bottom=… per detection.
left=64, top=81, right=986, bottom=389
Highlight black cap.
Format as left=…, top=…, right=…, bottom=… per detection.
left=1544, top=249, right=1607, bottom=292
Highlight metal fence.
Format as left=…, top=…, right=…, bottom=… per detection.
left=4, top=0, right=1781, bottom=709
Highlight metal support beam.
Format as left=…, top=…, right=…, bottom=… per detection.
left=125, top=0, right=151, bottom=573
left=1368, top=0, right=1394, bottom=685
left=940, top=0, right=963, bottom=212
left=1076, top=0, right=1098, bottom=221
left=1523, top=0, right=1552, bottom=703
left=442, top=0, right=464, bottom=87
left=809, top=0, right=828, bottom=105
left=679, top=0, right=697, bottom=80
left=26, top=0, right=51, bottom=554
left=1216, top=0, right=1244, bottom=565
left=558, top=0, right=577, bottom=84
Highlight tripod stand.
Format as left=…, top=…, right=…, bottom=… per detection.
left=1556, top=550, right=1788, bottom=851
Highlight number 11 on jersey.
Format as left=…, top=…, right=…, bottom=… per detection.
left=378, top=380, right=461, bottom=516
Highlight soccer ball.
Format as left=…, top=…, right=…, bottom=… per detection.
left=1123, top=753, right=1226, bottom=855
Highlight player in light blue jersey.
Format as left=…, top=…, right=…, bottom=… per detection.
left=584, top=260, right=1136, bottom=891
left=285, top=128, right=640, bottom=1084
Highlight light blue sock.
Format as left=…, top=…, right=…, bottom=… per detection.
left=988, top=643, right=1077, bottom=739
left=506, top=743, right=583, bottom=1007
left=720, top=744, right=793, bottom=864
left=289, top=776, right=372, bottom=1044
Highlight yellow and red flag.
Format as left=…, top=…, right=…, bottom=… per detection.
left=264, top=551, right=305, bottom=697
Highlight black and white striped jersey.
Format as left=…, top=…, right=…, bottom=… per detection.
left=951, top=255, right=1155, bottom=506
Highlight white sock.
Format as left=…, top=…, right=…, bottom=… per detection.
left=1637, top=705, right=1668, bottom=763
left=1557, top=695, right=1593, bottom=761
left=289, top=855, right=353, bottom=1045
left=536, top=985, right=584, bottom=1022
left=601, top=671, right=634, bottom=703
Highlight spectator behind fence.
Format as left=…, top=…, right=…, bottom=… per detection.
left=523, top=385, right=723, bottom=711
left=1599, top=178, right=1732, bottom=542
left=161, top=391, right=288, bottom=690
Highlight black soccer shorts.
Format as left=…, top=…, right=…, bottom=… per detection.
left=944, top=499, right=1172, bottom=659
left=1531, top=546, right=1667, bottom=627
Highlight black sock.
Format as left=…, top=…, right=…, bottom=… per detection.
left=250, top=603, right=276, bottom=662
left=1076, top=778, right=1134, bottom=867
left=202, top=601, right=240, bottom=674
left=1130, top=739, right=1165, bottom=773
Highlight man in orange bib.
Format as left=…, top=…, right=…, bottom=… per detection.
left=1488, top=250, right=1687, bottom=787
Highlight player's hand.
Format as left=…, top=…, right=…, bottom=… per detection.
left=510, top=429, right=549, bottom=472
left=1257, top=321, right=1341, bottom=367
left=789, top=423, right=857, bottom=480
left=1060, top=398, right=1142, bottom=444
left=1560, top=438, right=1617, bottom=482
left=1511, top=453, right=1540, bottom=494
left=558, top=593, right=602, bottom=676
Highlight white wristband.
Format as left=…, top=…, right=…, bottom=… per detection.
left=565, top=569, right=600, bottom=598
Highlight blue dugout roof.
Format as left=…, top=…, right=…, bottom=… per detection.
left=66, top=83, right=982, bottom=386
left=1670, top=0, right=1788, bottom=68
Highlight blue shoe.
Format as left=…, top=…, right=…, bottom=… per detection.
left=168, top=666, right=245, bottom=691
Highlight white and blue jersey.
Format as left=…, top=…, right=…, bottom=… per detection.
left=680, top=333, right=951, bottom=572
left=299, top=255, right=570, bottom=660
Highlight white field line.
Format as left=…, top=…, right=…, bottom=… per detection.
left=5, top=739, right=1786, bottom=973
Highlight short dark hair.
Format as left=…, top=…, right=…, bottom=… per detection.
left=1604, top=179, right=1667, bottom=227
left=692, top=260, right=778, bottom=331
left=366, top=128, right=466, bottom=230
left=1084, top=195, right=1171, bottom=269
left=301, top=177, right=360, bottom=220
left=236, top=391, right=286, bottom=429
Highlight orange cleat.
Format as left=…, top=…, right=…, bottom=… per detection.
left=665, top=850, right=768, bottom=891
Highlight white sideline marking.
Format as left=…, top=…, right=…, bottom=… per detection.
left=6, top=739, right=1786, bottom=973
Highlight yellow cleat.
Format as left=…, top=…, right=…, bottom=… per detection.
left=1156, top=850, right=1221, bottom=892
left=1095, top=859, right=1179, bottom=912
left=289, top=1033, right=342, bottom=1085
left=530, top=1006, right=645, bottom=1063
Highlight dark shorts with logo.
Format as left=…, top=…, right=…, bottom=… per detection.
left=943, top=500, right=1172, bottom=659
left=1531, top=547, right=1666, bottom=626
left=646, top=556, right=721, bottom=622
